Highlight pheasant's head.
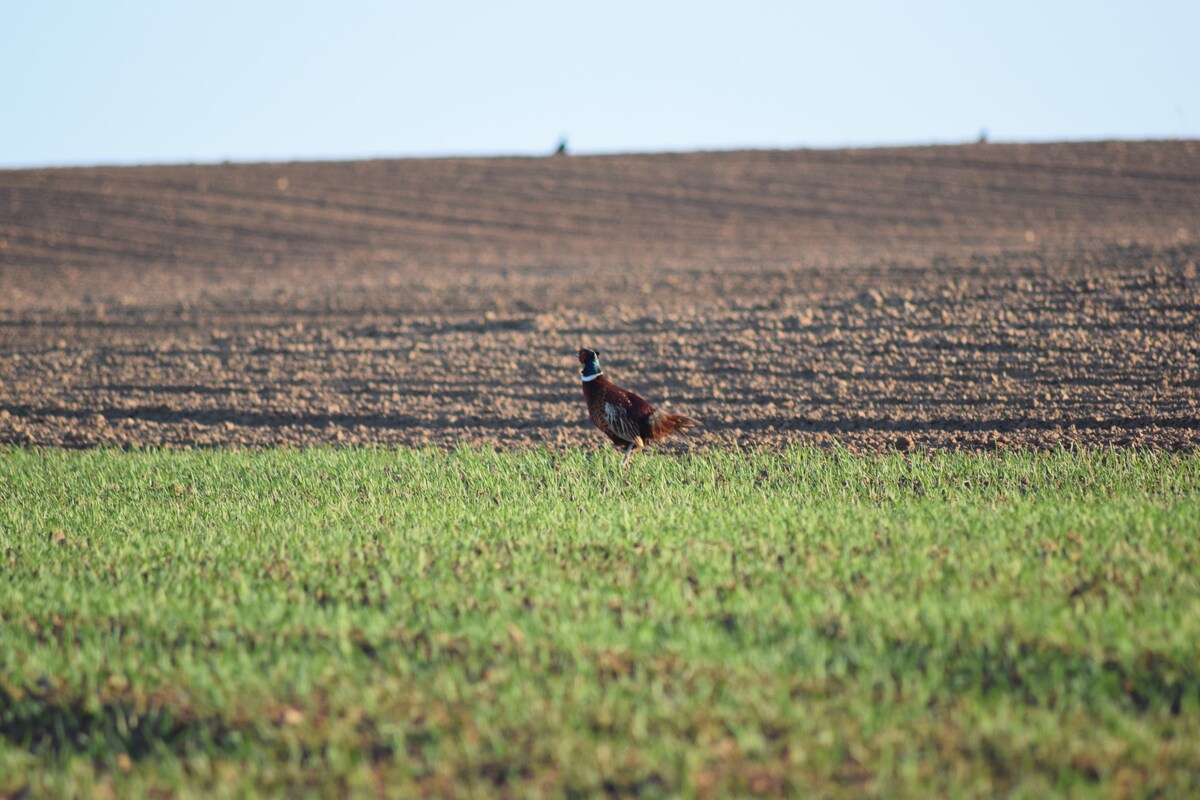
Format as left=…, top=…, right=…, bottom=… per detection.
left=578, top=348, right=602, bottom=380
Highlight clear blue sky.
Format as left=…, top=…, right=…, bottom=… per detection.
left=2, top=1, right=1196, bottom=167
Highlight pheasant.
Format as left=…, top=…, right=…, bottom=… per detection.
left=578, top=348, right=699, bottom=463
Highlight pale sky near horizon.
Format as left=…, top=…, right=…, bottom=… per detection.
left=1, top=1, right=1196, bottom=168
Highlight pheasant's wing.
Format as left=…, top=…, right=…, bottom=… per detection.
left=602, top=398, right=642, bottom=445
left=602, top=384, right=654, bottom=445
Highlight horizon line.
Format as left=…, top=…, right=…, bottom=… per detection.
left=2, top=133, right=1196, bottom=172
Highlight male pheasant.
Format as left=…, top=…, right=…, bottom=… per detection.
left=578, top=348, right=699, bottom=463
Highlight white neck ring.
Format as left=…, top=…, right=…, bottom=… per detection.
left=581, top=372, right=602, bottom=382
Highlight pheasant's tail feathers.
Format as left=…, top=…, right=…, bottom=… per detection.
left=649, top=411, right=701, bottom=440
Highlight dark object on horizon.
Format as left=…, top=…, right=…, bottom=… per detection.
left=554, top=137, right=568, bottom=156
left=977, top=128, right=989, bottom=144
left=578, top=348, right=699, bottom=464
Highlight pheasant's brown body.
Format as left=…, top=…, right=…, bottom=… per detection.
left=578, top=349, right=698, bottom=461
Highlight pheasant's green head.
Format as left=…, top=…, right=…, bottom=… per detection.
left=578, top=348, right=602, bottom=379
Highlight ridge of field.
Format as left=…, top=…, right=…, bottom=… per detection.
left=2, top=447, right=1198, bottom=798
left=1, top=141, right=1198, bottom=451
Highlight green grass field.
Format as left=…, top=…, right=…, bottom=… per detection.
left=1, top=447, right=1198, bottom=798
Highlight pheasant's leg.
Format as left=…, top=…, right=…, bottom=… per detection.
left=622, top=443, right=635, bottom=465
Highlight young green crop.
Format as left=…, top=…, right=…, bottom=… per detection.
left=1, top=447, right=1198, bottom=798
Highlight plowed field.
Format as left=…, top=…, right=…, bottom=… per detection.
left=1, top=141, right=1198, bottom=451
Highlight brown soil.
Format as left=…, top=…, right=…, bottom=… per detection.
left=1, top=141, right=1198, bottom=452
